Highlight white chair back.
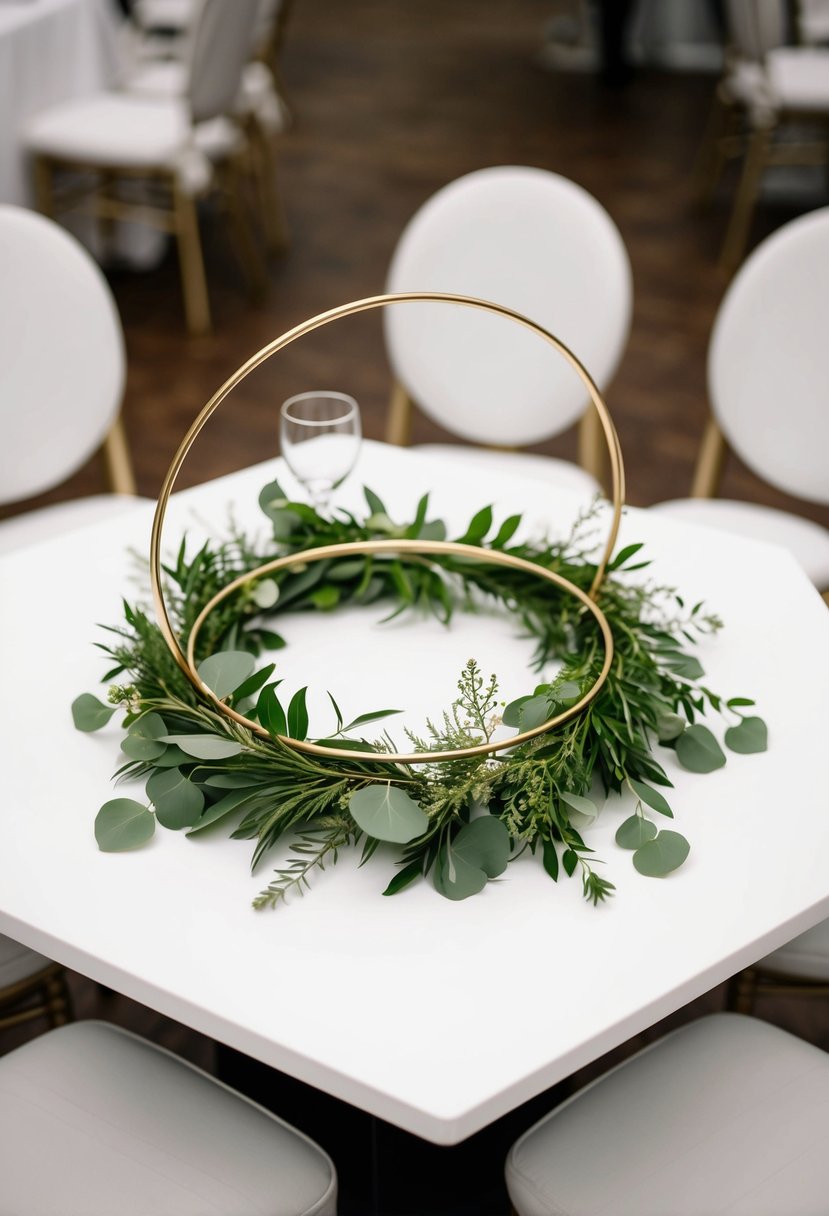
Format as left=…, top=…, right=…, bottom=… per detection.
left=187, top=0, right=261, bottom=123
left=0, top=206, right=125, bottom=505
left=384, top=166, right=632, bottom=447
left=709, top=205, right=829, bottom=504
left=725, top=0, right=787, bottom=61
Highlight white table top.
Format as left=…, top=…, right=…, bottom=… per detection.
left=2, top=440, right=829, bottom=1144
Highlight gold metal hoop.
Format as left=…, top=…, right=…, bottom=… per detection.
left=150, top=292, right=626, bottom=764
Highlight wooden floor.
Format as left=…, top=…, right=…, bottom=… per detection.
left=4, top=2, right=828, bottom=1211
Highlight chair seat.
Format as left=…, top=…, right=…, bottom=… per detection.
left=25, top=94, right=242, bottom=191
left=506, top=1013, right=829, bottom=1216
left=413, top=444, right=602, bottom=500
left=652, top=497, right=829, bottom=588
left=0, top=1020, right=337, bottom=1216
left=768, top=48, right=829, bottom=111
left=0, top=935, right=53, bottom=988
left=0, top=495, right=145, bottom=556
left=759, top=918, right=829, bottom=981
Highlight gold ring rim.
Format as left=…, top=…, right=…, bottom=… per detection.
left=186, top=538, right=614, bottom=764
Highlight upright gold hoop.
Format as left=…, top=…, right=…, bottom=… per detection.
left=150, top=292, right=626, bottom=764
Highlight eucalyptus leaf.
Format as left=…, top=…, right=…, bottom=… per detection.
left=675, top=725, right=726, bottom=773
left=632, top=830, right=690, bottom=877
left=615, top=814, right=657, bottom=850
left=146, top=768, right=205, bottom=830
left=71, top=693, right=115, bottom=733
left=724, top=716, right=768, bottom=754
left=150, top=745, right=194, bottom=769
left=560, top=792, right=599, bottom=828
left=504, top=694, right=550, bottom=731
left=122, top=712, right=168, bottom=760
left=95, top=799, right=155, bottom=852
left=452, top=816, right=510, bottom=878
left=433, top=841, right=488, bottom=901
left=197, top=650, right=256, bottom=700
left=186, top=788, right=255, bottom=834
left=664, top=654, right=705, bottom=680
left=348, top=784, right=428, bottom=844
left=252, top=579, right=279, bottom=609
left=656, top=712, right=686, bottom=743
left=160, top=735, right=242, bottom=760
left=629, top=779, right=673, bottom=817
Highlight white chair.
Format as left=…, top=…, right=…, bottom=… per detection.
left=0, top=1020, right=337, bottom=1214
left=0, top=205, right=144, bottom=1023
left=24, top=0, right=264, bottom=335
left=127, top=0, right=292, bottom=255
left=383, top=166, right=633, bottom=498
left=698, top=0, right=829, bottom=268
left=506, top=1013, right=829, bottom=1216
left=0, top=205, right=140, bottom=554
left=653, top=206, right=829, bottom=594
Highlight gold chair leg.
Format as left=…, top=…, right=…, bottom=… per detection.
left=577, top=405, right=606, bottom=492
left=252, top=123, right=289, bottom=255
left=386, top=381, right=413, bottom=446
left=172, top=182, right=211, bottom=336
left=223, top=157, right=268, bottom=302
left=102, top=416, right=137, bottom=496
left=720, top=124, right=772, bottom=272
left=693, top=90, right=732, bottom=205
left=690, top=417, right=727, bottom=498
left=44, top=968, right=72, bottom=1028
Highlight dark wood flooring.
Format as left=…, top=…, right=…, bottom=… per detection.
left=4, top=3, right=828, bottom=1212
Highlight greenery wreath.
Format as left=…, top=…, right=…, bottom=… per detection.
left=73, top=479, right=768, bottom=908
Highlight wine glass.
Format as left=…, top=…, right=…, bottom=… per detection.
left=279, top=390, right=362, bottom=513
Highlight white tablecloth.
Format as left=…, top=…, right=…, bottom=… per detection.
left=0, top=0, right=121, bottom=206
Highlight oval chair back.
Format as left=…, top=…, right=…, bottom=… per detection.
left=187, top=0, right=262, bottom=124
left=708, top=205, right=829, bottom=505
left=383, top=166, right=632, bottom=448
left=0, top=206, right=125, bottom=505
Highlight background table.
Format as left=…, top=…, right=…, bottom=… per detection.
left=1, top=440, right=829, bottom=1145
left=0, top=0, right=121, bottom=205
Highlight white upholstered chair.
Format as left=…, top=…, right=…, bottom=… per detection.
left=0, top=205, right=143, bottom=1027
left=127, top=0, right=291, bottom=254
left=506, top=1013, right=829, bottom=1216
left=698, top=0, right=829, bottom=267
left=383, top=166, right=633, bottom=498
left=0, top=1020, right=337, bottom=1214
left=24, top=0, right=263, bottom=335
left=653, top=206, right=829, bottom=594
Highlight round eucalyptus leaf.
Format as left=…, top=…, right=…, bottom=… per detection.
left=160, top=735, right=242, bottom=760
left=71, top=693, right=115, bottom=733
left=348, top=784, right=428, bottom=844
left=122, top=712, right=168, bottom=761
left=146, top=768, right=205, bottom=830
left=150, top=745, right=193, bottom=769
left=196, top=651, right=256, bottom=701
left=724, top=716, right=768, bottom=755
left=615, top=814, right=657, bottom=850
left=252, top=578, right=279, bottom=609
left=632, top=830, right=690, bottom=877
left=629, top=779, right=672, bottom=817
left=675, top=724, right=726, bottom=773
left=95, top=799, right=155, bottom=852
left=656, top=712, right=686, bottom=743
left=504, top=694, right=550, bottom=732
left=452, top=816, right=510, bottom=878
left=433, top=843, right=488, bottom=901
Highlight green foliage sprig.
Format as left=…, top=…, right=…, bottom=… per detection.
left=73, top=482, right=768, bottom=908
